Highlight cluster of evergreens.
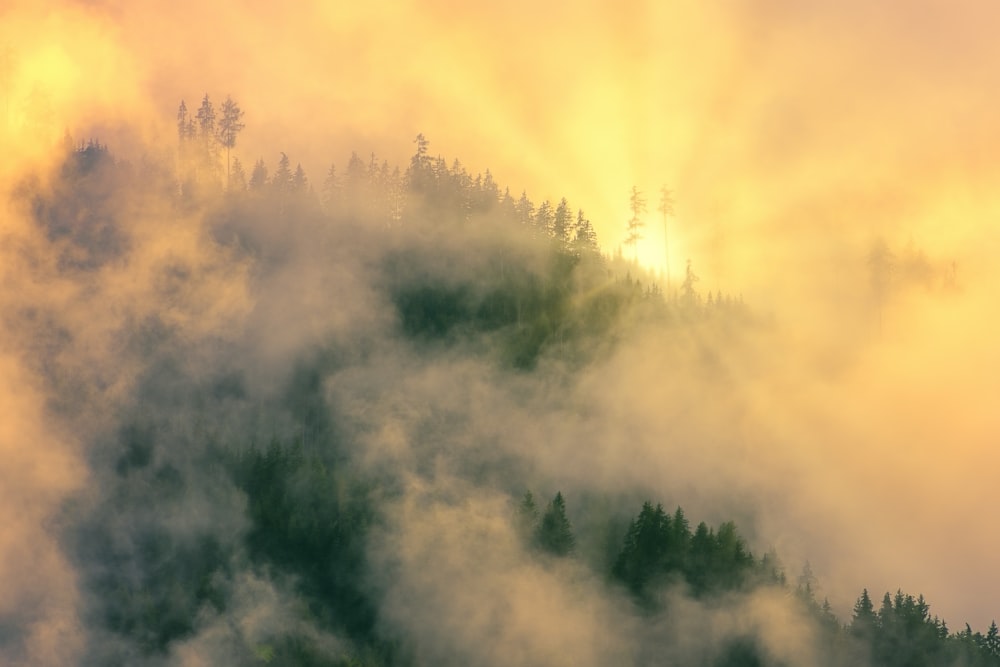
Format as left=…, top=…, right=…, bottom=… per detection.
left=23, top=101, right=990, bottom=666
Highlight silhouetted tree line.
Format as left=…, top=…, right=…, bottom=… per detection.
left=175, top=102, right=751, bottom=351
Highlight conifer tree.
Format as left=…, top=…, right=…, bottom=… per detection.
left=515, top=191, right=534, bottom=228
left=534, top=492, right=574, bottom=556
left=553, top=197, right=572, bottom=245
left=534, top=200, right=553, bottom=239
left=272, top=152, right=292, bottom=193
left=851, top=588, right=878, bottom=642
left=249, top=158, right=268, bottom=191
left=987, top=621, right=1000, bottom=657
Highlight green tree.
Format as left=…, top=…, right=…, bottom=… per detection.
left=852, top=588, right=876, bottom=626
left=535, top=491, right=574, bottom=556
left=612, top=501, right=670, bottom=595
left=987, top=621, right=1000, bottom=657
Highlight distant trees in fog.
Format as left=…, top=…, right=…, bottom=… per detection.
left=33, top=120, right=990, bottom=667
left=867, top=235, right=959, bottom=335
left=176, top=93, right=244, bottom=192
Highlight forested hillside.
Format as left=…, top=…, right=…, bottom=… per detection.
left=3, top=97, right=992, bottom=667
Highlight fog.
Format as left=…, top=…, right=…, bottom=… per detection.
left=3, top=1, right=1000, bottom=665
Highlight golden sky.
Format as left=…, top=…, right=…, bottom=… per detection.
left=5, top=0, right=1000, bottom=636
left=6, top=1, right=1000, bottom=290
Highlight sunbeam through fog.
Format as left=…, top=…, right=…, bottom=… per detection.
left=2, top=1, right=1000, bottom=666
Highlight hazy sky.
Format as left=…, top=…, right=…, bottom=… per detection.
left=6, top=0, right=1000, bottom=280
left=5, top=0, right=1000, bottom=643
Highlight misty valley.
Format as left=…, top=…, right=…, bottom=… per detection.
left=3, top=95, right=990, bottom=667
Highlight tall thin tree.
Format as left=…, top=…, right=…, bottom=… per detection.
left=217, top=95, right=245, bottom=191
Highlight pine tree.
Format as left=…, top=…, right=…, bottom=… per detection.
left=987, top=621, right=1000, bottom=657
left=534, top=200, right=553, bottom=239
left=850, top=588, right=878, bottom=642
left=612, top=501, right=670, bottom=594
left=552, top=197, right=572, bottom=245
left=534, top=492, right=574, bottom=556
left=515, top=191, right=534, bottom=229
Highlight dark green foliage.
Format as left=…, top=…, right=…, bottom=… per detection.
left=394, top=282, right=476, bottom=339
left=850, top=588, right=877, bottom=643
left=820, top=586, right=1000, bottom=667
left=232, top=441, right=377, bottom=639
left=612, top=501, right=761, bottom=602
left=714, top=636, right=764, bottom=667
left=534, top=492, right=575, bottom=556
left=612, top=502, right=676, bottom=596
left=74, top=492, right=231, bottom=655
left=44, top=132, right=996, bottom=667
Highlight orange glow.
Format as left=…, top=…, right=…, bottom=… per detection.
left=6, top=0, right=1000, bottom=640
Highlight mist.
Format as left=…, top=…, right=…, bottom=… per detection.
left=3, top=1, right=1000, bottom=665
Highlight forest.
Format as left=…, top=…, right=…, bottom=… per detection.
left=1, top=93, right=990, bottom=667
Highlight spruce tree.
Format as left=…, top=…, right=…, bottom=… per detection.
left=535, top=492, right=574, bottom=556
